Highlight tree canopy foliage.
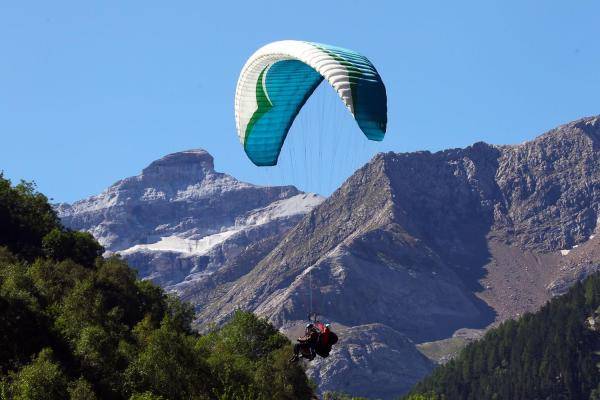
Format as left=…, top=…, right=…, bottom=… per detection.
left=405, top=272, right=600, bottom=400
left=0, top=174, right=313, bottom=399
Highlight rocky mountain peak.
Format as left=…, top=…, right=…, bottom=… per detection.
left=58, top=148, right=322, bottom=283
left=141, top=149, right=215, bottom=180
left=544, top=115, right=600, bottom=142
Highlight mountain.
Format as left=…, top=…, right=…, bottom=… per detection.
left=57, top=149, right=323, bottom=288
left=405, top=272, right=600, bottom=400
left=179, top=116, right=600, bottom=398
left=59, top=116, right=600, bottom=399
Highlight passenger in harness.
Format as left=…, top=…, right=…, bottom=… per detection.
left=289, top=321, right=338, bottom=363
left=290, top=323, right=320, bottom=363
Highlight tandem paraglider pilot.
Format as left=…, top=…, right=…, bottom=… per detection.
left=290, top=321, right=338, bottom=363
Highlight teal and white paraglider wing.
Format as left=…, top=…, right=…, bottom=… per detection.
left=235, top=40, right=387, bottom=166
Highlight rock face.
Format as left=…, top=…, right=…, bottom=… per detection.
left=57, top=149, right=323, bottom=288
left=184, top=116, right=600, bottom=397
left=308, top=324, right=434, bottom=399
left=60, top=116, right=600, bottom=399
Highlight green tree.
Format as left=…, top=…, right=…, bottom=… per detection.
left=124, top=322, right=211, bottom=399
left=68, top=377, right=98, bottom=400
left=42, top=228, right=103, bottom=268
left=0, top=256, right=50, bottom=372
left=8, top=349, right=68, bottom=400
left=28, top=258, right=91, bottom=304
left=199, top=310, right=313, bottom=399
left=406, top=273, right=600, bottom=400
left=0, top=176, right=59, bottom=261
left=129, top=392, right=165, bottom=400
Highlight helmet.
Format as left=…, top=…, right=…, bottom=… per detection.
left=306, top=323, right=314, bottom=329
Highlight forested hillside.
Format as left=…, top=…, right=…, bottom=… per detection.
left=405, top=272, right=600, bottom=400
left=0, top=174, right=313, bottom=399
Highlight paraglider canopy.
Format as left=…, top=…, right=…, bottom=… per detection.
left=235, top=40, right=387, bottom=166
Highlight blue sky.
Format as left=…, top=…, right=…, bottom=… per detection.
left=1, top=1, right=599, bottom=202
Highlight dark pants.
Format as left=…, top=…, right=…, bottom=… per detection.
left=294, top=343, right=315, bottom=360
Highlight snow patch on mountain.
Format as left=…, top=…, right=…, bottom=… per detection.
left=239, top=193, right=323, bottom=226
left=120, top=230, right=240, bottom=256
left=117, top=193, right=323, bottom=257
